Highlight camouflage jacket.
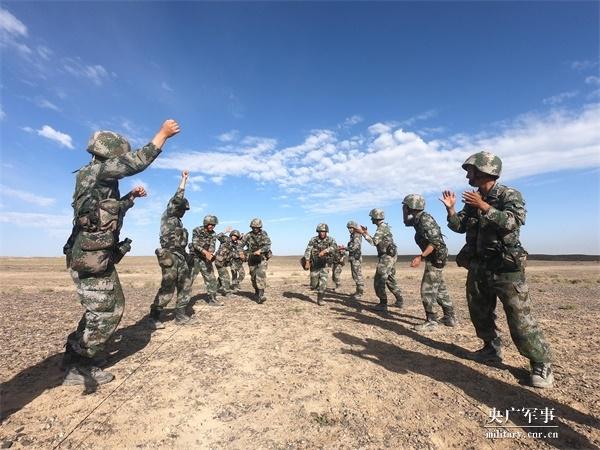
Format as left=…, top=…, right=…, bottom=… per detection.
left=304, top=236, right=338, bottom=266
left=242, top=230, right=272, bottom=265
left=65, top=142, right=162, bottom=253
left=215, top=233, right=243, bottom=266
left=413, top=211, right=448, bottom=265
left=364, top=222, right=396, bottom=256
left=332, top=246, right=347, bottom=265
left=347, top=232, right=362, bottom=260
left=447, top=182, right=526, bottom=263
left=159, top=187, right=188, bottom=254
left=191, top=227, right=217, bottom=260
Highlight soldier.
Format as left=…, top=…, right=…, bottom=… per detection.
left=441, top=150, right=553, bottom=388
left=149, top=170, right=195, bottom=330
left=303, top=224, right=338, bottom=305
left=214, top=227, right=239, bottom=296
left=346, top=220, right=365, bottom=300
left=241, top=218, right=272, bottom=303
left=189, top=215, right=225, bottom=306
left=331, top=244, right=347, bottom=292
left=62, top=119, right=180, bottom=386
left=355, top=209, right=404, bottom=312
left=402, top=194, right=456, bottom=331
left=229, top=230, right=246, bottom=291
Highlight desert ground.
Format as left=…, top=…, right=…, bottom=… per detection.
left=0, top=256, right=599, bottom=449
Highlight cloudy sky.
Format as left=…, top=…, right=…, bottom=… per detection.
left=1, top=2, right=599, bottom=256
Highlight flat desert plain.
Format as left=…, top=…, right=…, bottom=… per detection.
left=1, top=256, right=599, bottom=449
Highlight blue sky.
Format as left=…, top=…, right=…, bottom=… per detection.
left=1, top=2, right=599, bottom=257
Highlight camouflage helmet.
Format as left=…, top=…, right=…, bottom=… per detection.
left=230, top=229, right=241, bottom=238
left=402, top=194, right=425, bottom=211
left=250, top=218, right=263, bottom=228
left=203, top=214, right=218, bottom=226
left=462, top=151, right=502, bottom=178
left=369, top=208, right=385, bottom=220
left=316, top=223, right=329, bottom=232
left=168, top=197, right=190, bottom=216
left=346, top=220, right=358, bottom=229
left=87, top=131, right=131, bottom=159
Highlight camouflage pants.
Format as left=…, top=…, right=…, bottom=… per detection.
left=68, top=267, right=124, bottom=358
left=217, top=265, right=232, bottom=292
left=349, top=258, right=364, bottom=289
left=331, top=264, right=343, bottom=288
left=466, top=264, right=552, bottom=363
left=310, top=267, right=330, bottom=293
left=191, top=258, right=218, bottom=296
left=249, top=260, right=268, bottom=290
left=421, top=261, right=452, bottom=314
left=152, top=252, right=192, bottom=312
left=374, top=254, right=402, bottom=303
left=231, top=259, right=245, bottom=287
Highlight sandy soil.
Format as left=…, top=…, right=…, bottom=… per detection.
left=1, top=256, right=599, bottom=449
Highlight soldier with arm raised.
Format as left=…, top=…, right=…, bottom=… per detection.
left=62, top=119, right=180, bottom=387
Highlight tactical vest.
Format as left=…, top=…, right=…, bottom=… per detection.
left=309, top=237, right=335, bottom=268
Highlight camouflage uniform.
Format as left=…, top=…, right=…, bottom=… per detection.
left=230, top=236, right=246, bottom=289
left=215, top=232, right=238, bottom=294
left=242, top=219, right=272, bottom=302
left=363, top=210, right=404, bottom=307
left=190, top=225, right=219, bottom=297
left=304, top=233, right=338, bottom=296
left=331, top=246, right=347, bottom=290
left=408, top=205, right=454, bottom=324
left=150, top=187, right=192, bottom=323
left=347, top=222, right=365, bottom=298
left=63, top=132, right=163, bottom=384
left=447, top=151, right=552, bottom=388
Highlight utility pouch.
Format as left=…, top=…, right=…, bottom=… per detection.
left=455, top=244, right=472, bottom=269
left=501, top=246, right=528, bottom=272
left=386, top=243, right=397, bottom=257
left=98, top=198, right=120, bottom=231
left=70, top=230, right=114, bottom=274
left=155, top=248, right=174, bottom=268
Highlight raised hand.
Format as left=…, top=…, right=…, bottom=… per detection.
left=131, top=185, right=147, bottom=198
left=440, top=190, right=456, bottom=209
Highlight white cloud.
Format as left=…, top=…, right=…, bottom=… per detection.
left=161, top=81, right=173, bottom=92
left=37, top=125, right=74, bottom=149
left=36, top=45, right=52, bottom=60
left=154, top=103, right=600, bottom=213
left=217, top=130, right=239, bottom=142
left=542, top=91, right=578, bottom=105
left=585, top=76, right=600, bottom=86
left=0, top=211, right=71, bottom=229
left=571, top=60, right=598, bottom=71
left=402, top=109, right=438, bottom=126
left=22, top=126, right=34, bottom=133
left=211, top=176, right=224, bottom=185
left=0, top=104, right=5, bottom=120
left=341, top=115, right=363, bottom=128
left=36, top=98, right=61, bottom=111
left=0, top=8, right=31, bottom=56
left=62, top=57, right=110, bottom=85
left=0, top=185, right=55, bottom=207
left=0, top=8, right=27, bottom=37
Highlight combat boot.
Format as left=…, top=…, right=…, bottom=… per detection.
left=371, top=298, right=388, bottom=312
left=175, top=307, right=198, bottom=325
left=149, top=307, right=165, bottom=330
left=257, top=289, right=266, bottom=304
left=530, top=362, right=554, bottom=389
left=391, top=291, right=404, bottom=308
left=440, top=306, right=457, bottom=327
left=468, top=338, right=503, bottom=363
left=414, top=312, right=438, bottom=331
left=61, top=343, right=107, bottom=369
left=207, top=294, right=224, bottom=307
left=62, top=355, right=114, bottom=386
left=351, top=285, right=364, bottom=301
left=316, top=292, right=325, bottom=306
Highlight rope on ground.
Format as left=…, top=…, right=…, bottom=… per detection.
left=54, top=324, right=182, bottom=449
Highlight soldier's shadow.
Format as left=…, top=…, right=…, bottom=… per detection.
left=335, top=330, right=599, bottom=450
left=0, top=313, right=155, bottom=421
left=282, top=291, right=316, bottom=304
